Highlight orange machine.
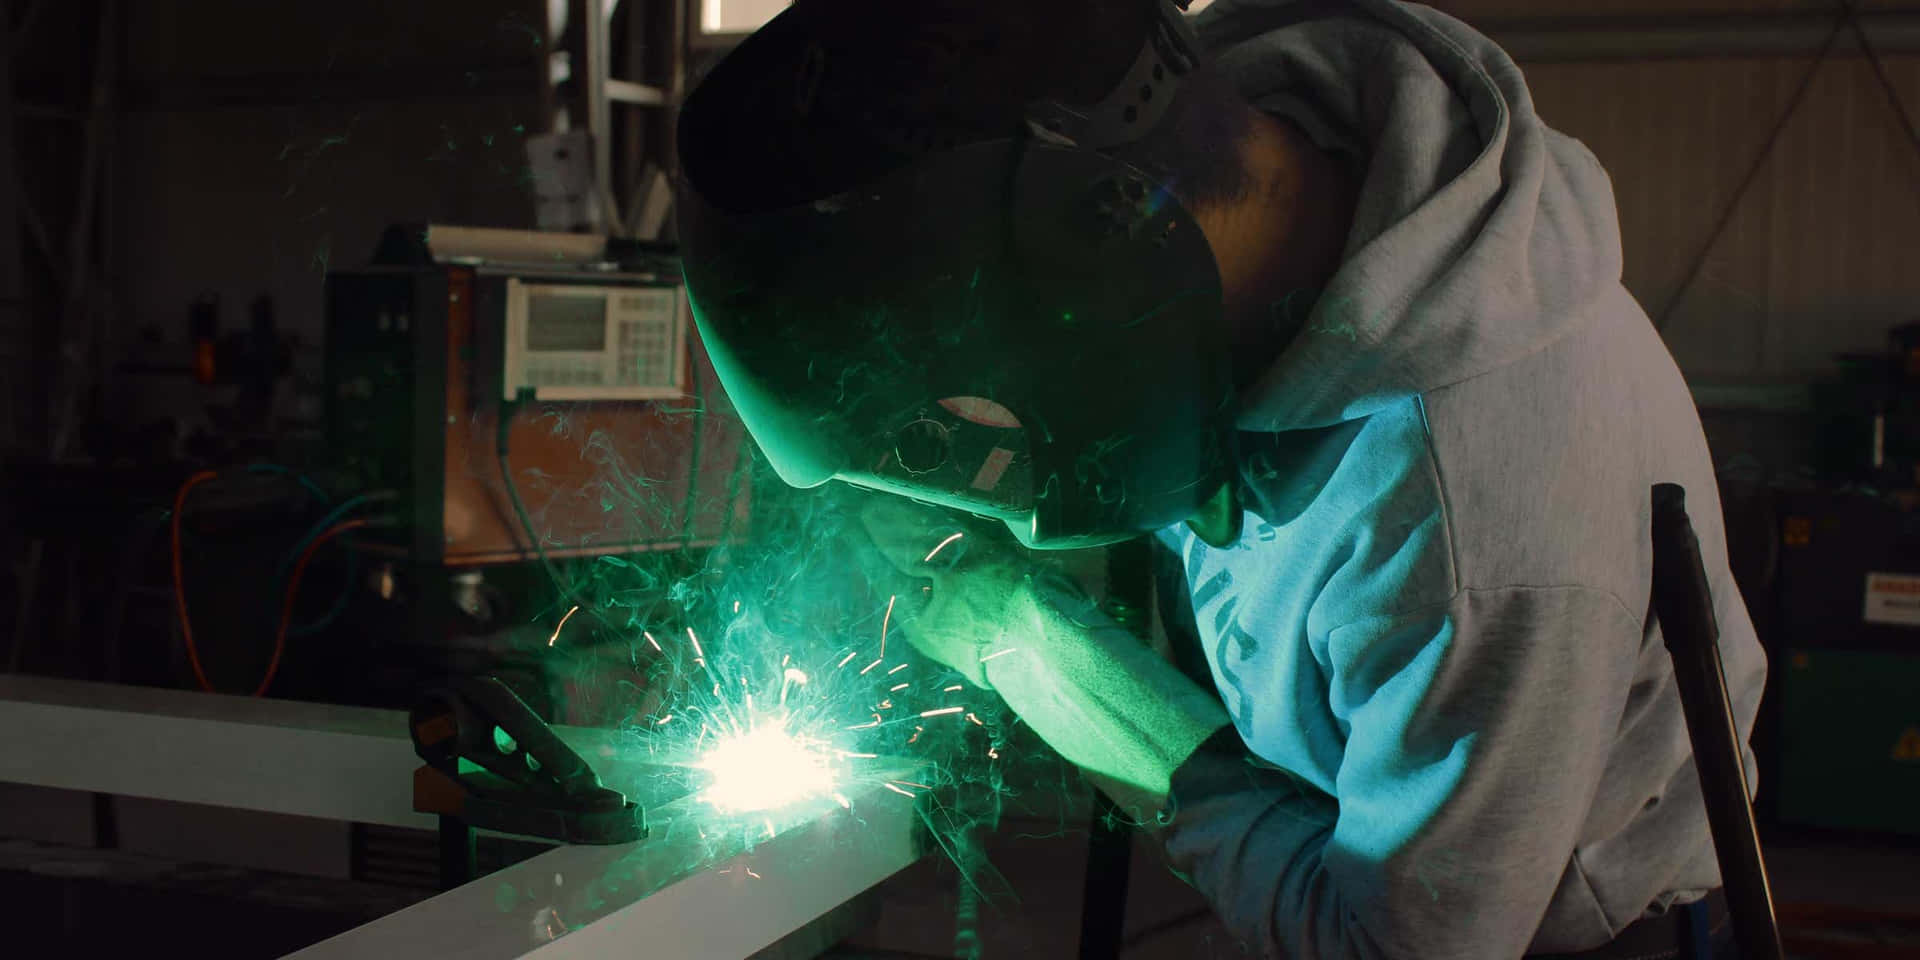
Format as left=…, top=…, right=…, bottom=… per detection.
left=326, top=228, right=750, bottom=568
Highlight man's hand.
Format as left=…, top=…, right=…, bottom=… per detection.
left=856, top=498, right=1044, bottom=690
left=858, top=493, right=1231, bottom=820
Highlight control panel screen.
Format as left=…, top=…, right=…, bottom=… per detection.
left=526, top=294, right=608, bottom=352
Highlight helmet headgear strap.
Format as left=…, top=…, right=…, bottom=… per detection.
left=1023, top=0, right=1204, bottom=152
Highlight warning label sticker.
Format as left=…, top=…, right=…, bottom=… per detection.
left=1862, top=572, right=1920, bottom=627
left=1895, top=727, right=1920, bottom=763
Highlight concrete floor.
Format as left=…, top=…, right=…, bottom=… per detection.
left=838, top=824, right=1920, bottom=959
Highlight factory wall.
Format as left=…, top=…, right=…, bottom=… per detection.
left=1526, top=53, right=1919, bottom=384
left=1418, top=1, right=1920, bottom=385
left=106, top=0, right=548, bottom=431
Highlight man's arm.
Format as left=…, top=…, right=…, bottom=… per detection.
left=1157, top=587, right=1643, bottom=959
left=978, top=571, right=1232, bottom=821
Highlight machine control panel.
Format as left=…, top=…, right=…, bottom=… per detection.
left=503, top=279, right=686, bottom=401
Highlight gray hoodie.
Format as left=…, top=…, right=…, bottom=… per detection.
left=1150, top=1, right=1769, bottom=956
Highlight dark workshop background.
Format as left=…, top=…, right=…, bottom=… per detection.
left=1, top=0, right=1917, bottom=958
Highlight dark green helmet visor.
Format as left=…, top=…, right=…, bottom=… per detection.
left=676, top=0, right=1235, bottom=550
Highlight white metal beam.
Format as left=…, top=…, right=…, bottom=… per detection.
left=289, top=779, right=920, bottom=960
left=0, top=675, right=433, bottom=828
left=0, top=676, right=928, bottom=959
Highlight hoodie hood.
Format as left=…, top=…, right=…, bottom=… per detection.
left=1193, top=0, right=1624, bottom=432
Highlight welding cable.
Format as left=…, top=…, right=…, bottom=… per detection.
left=262, top=518, right=373, bottom=697
left=497, top=395, right=618, bottom=634
left=716, top=433, right=753, bottom=546
left=243, top=463, right=331, bottom=509
left=169, top=469, right=224, bottom=693
left=172, top=468, right=353, bottom=693
left=678, top=358, right=708, bottom=546
left=275, top=490, right=398, bottom=637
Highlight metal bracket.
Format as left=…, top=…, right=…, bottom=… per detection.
left=410, top=676, right=646, bottom=847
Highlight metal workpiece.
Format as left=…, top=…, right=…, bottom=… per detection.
left=289, top=771, right=925, bottom=960
left=0, top=676, right=930, bottom=959
left=0, top=675, right=433, bottom=829
left=0, top=675, right=628, bottom=829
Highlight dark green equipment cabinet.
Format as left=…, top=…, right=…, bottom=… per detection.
left=1775, top=649, right=1920, bottom=835
left=1771, top=491, right=1920, bottom=836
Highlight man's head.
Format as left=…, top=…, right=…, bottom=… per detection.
left=677, top=0, right=1248, bottom=549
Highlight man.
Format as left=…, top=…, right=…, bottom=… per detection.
left=675, top=1, right=1768, bottom=957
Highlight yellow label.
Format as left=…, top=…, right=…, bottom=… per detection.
left=1893, top=727, right=1920, bottom=762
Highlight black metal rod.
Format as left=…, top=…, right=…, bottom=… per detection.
left=438, top=814, right=475, bottom=890
left=1078, top=789, right=1133, bottom=960
left=1649, top=483, right=1785, bottom=960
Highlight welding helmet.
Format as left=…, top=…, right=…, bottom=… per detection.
left=677, top=0, right=1234, bottom=550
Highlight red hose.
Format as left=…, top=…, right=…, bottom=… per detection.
left=260, top=518, right=371, bottom=698
left=170, top=470, right=222, bottom=693
left=172, top=469, right=369, bottom=698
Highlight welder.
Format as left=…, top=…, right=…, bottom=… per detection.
left=675, top=1, right=1767, bottom=957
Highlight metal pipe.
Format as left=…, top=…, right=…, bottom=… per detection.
left=584, top=0, right=615, bottom=228
left=1649, top=483, right=1785, bottom=960
left=1486, top=11, right=1920, bottom=62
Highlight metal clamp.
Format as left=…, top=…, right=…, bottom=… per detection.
left=410, top=676, right=645, bottom=847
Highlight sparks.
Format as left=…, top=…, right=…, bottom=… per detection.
left=686, top=627, right=706, bottom=660
left=923, top=531, right=964, bottom=562
left=881, top=594, right=896, bottom=659
left=943, top=684, right=963, bottom=693
left=548, top=606, right=581, bottom=646
left=979, top=647, right=1019, bottom=663
left=919, top=706, right=964, bottom=718
left=889, top=682, right=910, bottom=692
left=778, top=667, right=809, bottom=707
left=836, top=650, right=859, bottom=669
left=655, top=714, right=673, bottom=724
left=966, top=712, right=984, bottom=726
left=883, top=782, right=917, bottom=798
left=644, top=631, right=662, bottom=652
left=887, top=663, right=909, bottom=675
left=859, top=658, right=883, bottom=676
left=697, top=719, right=837, bottom=814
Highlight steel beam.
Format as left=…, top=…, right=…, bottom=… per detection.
left=0, top=676, right=928, bottom=959
left=290, top=778, right=921, bottom=960
left=0, top=676, right=434, bottom=828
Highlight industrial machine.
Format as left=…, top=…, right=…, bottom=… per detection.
left=326, top=224, right=748, bottom=568
left=313, top=225, right=753, bottom=719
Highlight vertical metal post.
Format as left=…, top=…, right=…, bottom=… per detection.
left=582, top=0, right=614, bottom=228
left=1078, top=790, right=1132, bottom=960
left=1649, top=483, right=1786, bottom=960
left=0, top=1, right=23, bottom=451
left=438, top=814, right=475, bottom=890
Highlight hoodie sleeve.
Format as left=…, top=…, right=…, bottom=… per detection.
left=1162, top=586, right=1641, bottom=959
